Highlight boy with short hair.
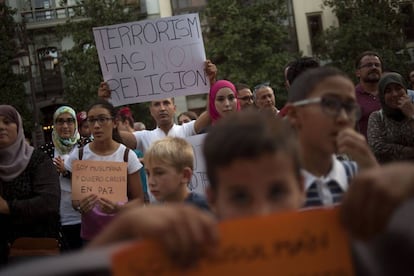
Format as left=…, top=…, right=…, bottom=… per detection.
left=144, top=136, right=209, bottom=210
left=286, top=66, right=378, bottom=207
left=203, top=110, right=305, bottom=219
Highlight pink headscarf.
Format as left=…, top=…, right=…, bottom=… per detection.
left=209, top=80, right=241, bottom=123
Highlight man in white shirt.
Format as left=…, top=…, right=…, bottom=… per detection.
left=98, top=60, right=216, bottom=153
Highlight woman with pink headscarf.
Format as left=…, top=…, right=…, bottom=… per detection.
left=208, top=80, right=241, bottom=124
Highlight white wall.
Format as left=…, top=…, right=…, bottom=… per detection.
left=292, top=0, right=338, bottom=56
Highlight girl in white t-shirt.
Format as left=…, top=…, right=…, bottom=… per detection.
left=65, top=100, right=144, bottom=242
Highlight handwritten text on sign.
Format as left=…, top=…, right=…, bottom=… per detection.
left=71, top=160, right=127, bottom=202
left=185, top=134, right=208, bottom=195
left=93, top=13, right=208, bottom=106
left=112, top=208, right=354, bottom=276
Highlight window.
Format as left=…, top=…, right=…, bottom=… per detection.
left=37, top=47, right=63, bottom=98
left=306, top=13, right=323, bottom=55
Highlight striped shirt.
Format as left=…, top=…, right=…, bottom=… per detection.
left=303, top=156, right=358, bottom=207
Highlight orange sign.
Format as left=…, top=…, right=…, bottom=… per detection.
left=112, top=208, right=354, bottom=276
left=71, top=160, right=127, bottom=202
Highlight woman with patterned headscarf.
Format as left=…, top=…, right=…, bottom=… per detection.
left=367, top=72, right=414, bottom=163
left=0, top=105, right=60, bottom=265
left=39, top=106, right=85, bottom=251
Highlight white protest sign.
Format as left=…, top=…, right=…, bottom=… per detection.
left=93, top=13, right=208, bottom=106
left=185, top=133, right=209, bottom=195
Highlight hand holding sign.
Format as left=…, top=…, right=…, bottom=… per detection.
left=71, top=160, right=128, bottom=202
left=93, top=13, right=209, bottom=106
left=111, top=208, right=354, bottom=276
left=89, top=204, right=219, bottom=265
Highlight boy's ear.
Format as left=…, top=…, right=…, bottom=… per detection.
left=181, top=167, right=193, bottom=183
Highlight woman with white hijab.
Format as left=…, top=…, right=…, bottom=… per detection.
left=40, top=106, right=85, bottom=251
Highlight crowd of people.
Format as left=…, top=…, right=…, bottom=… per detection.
left=1, top=52, right=414, bottom=275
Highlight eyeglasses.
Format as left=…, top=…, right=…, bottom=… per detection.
left=359, top=62, right=381, bottom=69
left=292, top=95, right=361, bottom=120
left=253, top=81, right=270, bottom=92
left=86, top=117, right=113, bottom=126
left=237, top=95, right=254, bottom=101
left=56, top=118, right=75, bottom=126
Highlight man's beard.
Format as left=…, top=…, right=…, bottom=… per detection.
left=362, top=71, right=380, bottom=83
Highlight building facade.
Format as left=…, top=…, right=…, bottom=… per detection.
left=7, top=0, right=414, bottom=145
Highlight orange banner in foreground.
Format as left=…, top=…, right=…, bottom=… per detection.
left=112, top=208, right=354, bottom=276
left=71, top=160, right=127, bottom=202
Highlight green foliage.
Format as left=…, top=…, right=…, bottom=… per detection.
left=317, top=0, right=410, bottom=79
left=56, top=0, right=152, bottom=125
left=0, top=4, right=33, bottom=134
left=203, top=0, right=296, bottom=107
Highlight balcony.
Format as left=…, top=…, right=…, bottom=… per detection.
left=20, top=5, right=85, bottom=29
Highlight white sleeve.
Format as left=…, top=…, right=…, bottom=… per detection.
left=64, top=147, right=79, bottom=172
left=127, top=149, right=142, bottom=174
left=182, top=120, right=196, bottom=136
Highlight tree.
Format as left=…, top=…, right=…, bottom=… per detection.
left=317, top=0, right=410, bottom=79
left=0, top=3, right=33, bottom=135
left=203, top=0, right=297, bottom=108
left=57, top=0, right=154, bottom=127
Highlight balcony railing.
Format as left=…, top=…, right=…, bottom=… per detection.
left=20, top=5, right=84, bottom=26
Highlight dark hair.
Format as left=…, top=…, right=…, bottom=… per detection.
left=177, top=111, right=198, bottom=121
left=204, top=110, right=301, bottom=191
left=286, top=57, right=320, bottom=85
left=235, top=83, right=250, bottom=91
left=355, top=51, right=383, bottom=69
left=116, top=107, right=134, bottom=128
left=288, top=66, right=349, bottom=103
left=87, top=99, right=123, bottom=144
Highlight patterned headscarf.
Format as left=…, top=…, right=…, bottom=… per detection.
left=208, top=80, right=241, bottom=123
left=52, top=106, right=80, bottom=155
left=0, top=105, right=34, bottom=181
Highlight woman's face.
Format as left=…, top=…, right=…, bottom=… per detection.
left=0, top=115, right=18, bottom=149
left=214, top=87, right=237, bottom=118
left=178, top=115, right=191, bottom=125
left=87, top=107, right=115, bottom=141
left=55, top=112, right=76, bottom=139
left=384, top=83, right=406, bottom=109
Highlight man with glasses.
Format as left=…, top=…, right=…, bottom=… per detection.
left=355, top=51, right=383, bottom=139
left=235, top=83, right=254, bottom=110
left=253, top=82, right=279, bottom=115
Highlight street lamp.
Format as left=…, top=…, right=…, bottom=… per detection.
left=13, top=23, right=45, bottom=147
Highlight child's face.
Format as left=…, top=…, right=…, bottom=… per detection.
left=87, top=107, right=115, bottom=142
left=207, top=152, right=304, bottom=220
left=291, top=76, right=356, bottom=156
left=146, top=161, right=190, bottom=202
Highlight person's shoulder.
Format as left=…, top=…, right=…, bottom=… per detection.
left=39, top=142, right=54, bottom=158
left=369, top=110, right=382, bottom=120
left=185, top=192, right=210, bottom=211
left=30, top=149, right=53, bottom=167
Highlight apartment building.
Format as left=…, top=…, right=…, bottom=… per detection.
left=7, top=0, right=414, bottom=145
